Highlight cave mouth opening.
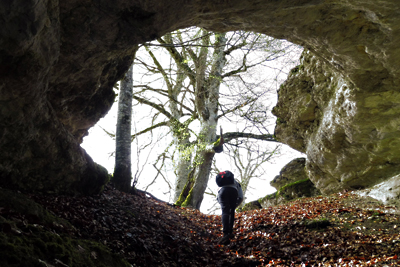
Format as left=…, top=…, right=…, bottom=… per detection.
left=82, top=26, right=305, bottom=208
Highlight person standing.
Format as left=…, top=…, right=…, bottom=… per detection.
left=216, top=171, right=243, bottom=245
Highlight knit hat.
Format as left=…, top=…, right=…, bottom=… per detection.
left=216, top=170, right=234, bottom=187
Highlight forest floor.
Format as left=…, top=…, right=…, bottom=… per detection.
left=9, top=185, right=400, bottom=266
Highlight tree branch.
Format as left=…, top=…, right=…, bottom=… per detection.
left=157, top=36, right=197, bottom=85
left=144, top=31, right=214, bottom=48
left=133, top=85, right=195, bottom=114
left=224, top=40, right=248, bottom=56
left=132, top=95, right=175, bottom=121
left=220, top=132, right=278, bottom=143
left=133, top=84, right=169, bottom=94
left=217, top=98, right=257, bottom=119
left=131, top=121, right=169, bottom=140
left=194, top=30, right=211, bottom=120
left=144, top=46, right=173, bottom=92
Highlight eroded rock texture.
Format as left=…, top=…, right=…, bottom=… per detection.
left=259, top=158, right=320, bottom=208
left=274, top=45, right=400, bottom=195
left=270, top=158, right=310, bottom=190
left=1, top=0, right=400, bottom=194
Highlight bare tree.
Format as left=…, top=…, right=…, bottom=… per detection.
left=229, top=139, right=280, bottom=208
left=129, top=28, right=301, bottom=209
left=112, top=48, right=139, bottom=193
left=204, top=140, right=280, bottom=213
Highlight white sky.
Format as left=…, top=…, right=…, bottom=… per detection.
left=81, top=34, right=305, bottom=214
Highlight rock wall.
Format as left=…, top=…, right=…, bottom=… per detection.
left=1, top=0, right=400, bottom=194
left=273, top=47, right=400, bottom=195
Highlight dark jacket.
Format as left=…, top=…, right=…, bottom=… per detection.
left=218, top=180, right=244, bottom=208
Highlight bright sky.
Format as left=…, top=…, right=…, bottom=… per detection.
left=81, top=34, right=305, bottom=214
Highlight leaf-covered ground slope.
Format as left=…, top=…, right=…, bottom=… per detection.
left=28, top=186, right=400, bottom=266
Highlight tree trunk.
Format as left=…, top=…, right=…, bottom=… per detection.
left=113, top=64, right=134, bottom=192
left=187, top=147, right=216, bottom=209
left=181, top=33, right=227, bottom=209
left=173, top=137, right=193, bottom=201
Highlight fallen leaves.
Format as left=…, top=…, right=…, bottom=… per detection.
left=222, top=192, right=400, bottom=266
left=24, top=187, right=400, bottom=266
left=31, top=186, right=230, bottom=266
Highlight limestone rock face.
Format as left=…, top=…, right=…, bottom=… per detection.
left=1, top=0, right=400, bottom=194
left=259, top=158, right=321, bottom=208
left=357, top=174, right=400, bottom=206
left=270, top=158, right=309, bottom=190
left=259, top=179, right=321, bottom=208
left=273, top=46, right=400, bottom=195
left=240, top=200, right=262, bottom=212
left=259, top=194, right=286, bottom=209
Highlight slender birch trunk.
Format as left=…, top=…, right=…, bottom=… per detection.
left=113, top=64, right=134, bottom=192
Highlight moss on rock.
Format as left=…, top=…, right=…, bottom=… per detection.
left=239, top=200, right=263, bottom=211
left=255, top=179, right=321, bottom=209
left=277, top=178, right=320, bottom=200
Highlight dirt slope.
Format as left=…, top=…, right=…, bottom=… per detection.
left=1, top=185, right=400, bottom=266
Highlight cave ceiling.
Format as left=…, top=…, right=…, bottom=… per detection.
left=0, top=0, right=399, bottom=194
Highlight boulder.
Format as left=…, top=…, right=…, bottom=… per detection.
left=273, top=46, right=400, bottom=195
left=259, top=180, right=321, bottom=208
left=357, top=174, right=400, bottom=207
left=240, top=200, right=262, bottom=211
left=270, top=158, right=308, bottom=190
left=259, top=158, right=321, bottom=208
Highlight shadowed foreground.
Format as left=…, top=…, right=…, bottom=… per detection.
left=1, top=185, right=400, bottom=266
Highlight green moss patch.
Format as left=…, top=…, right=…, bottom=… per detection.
left=277, top=178, right=319, bottom=200
left=258, top=192, right=278, bottom=204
